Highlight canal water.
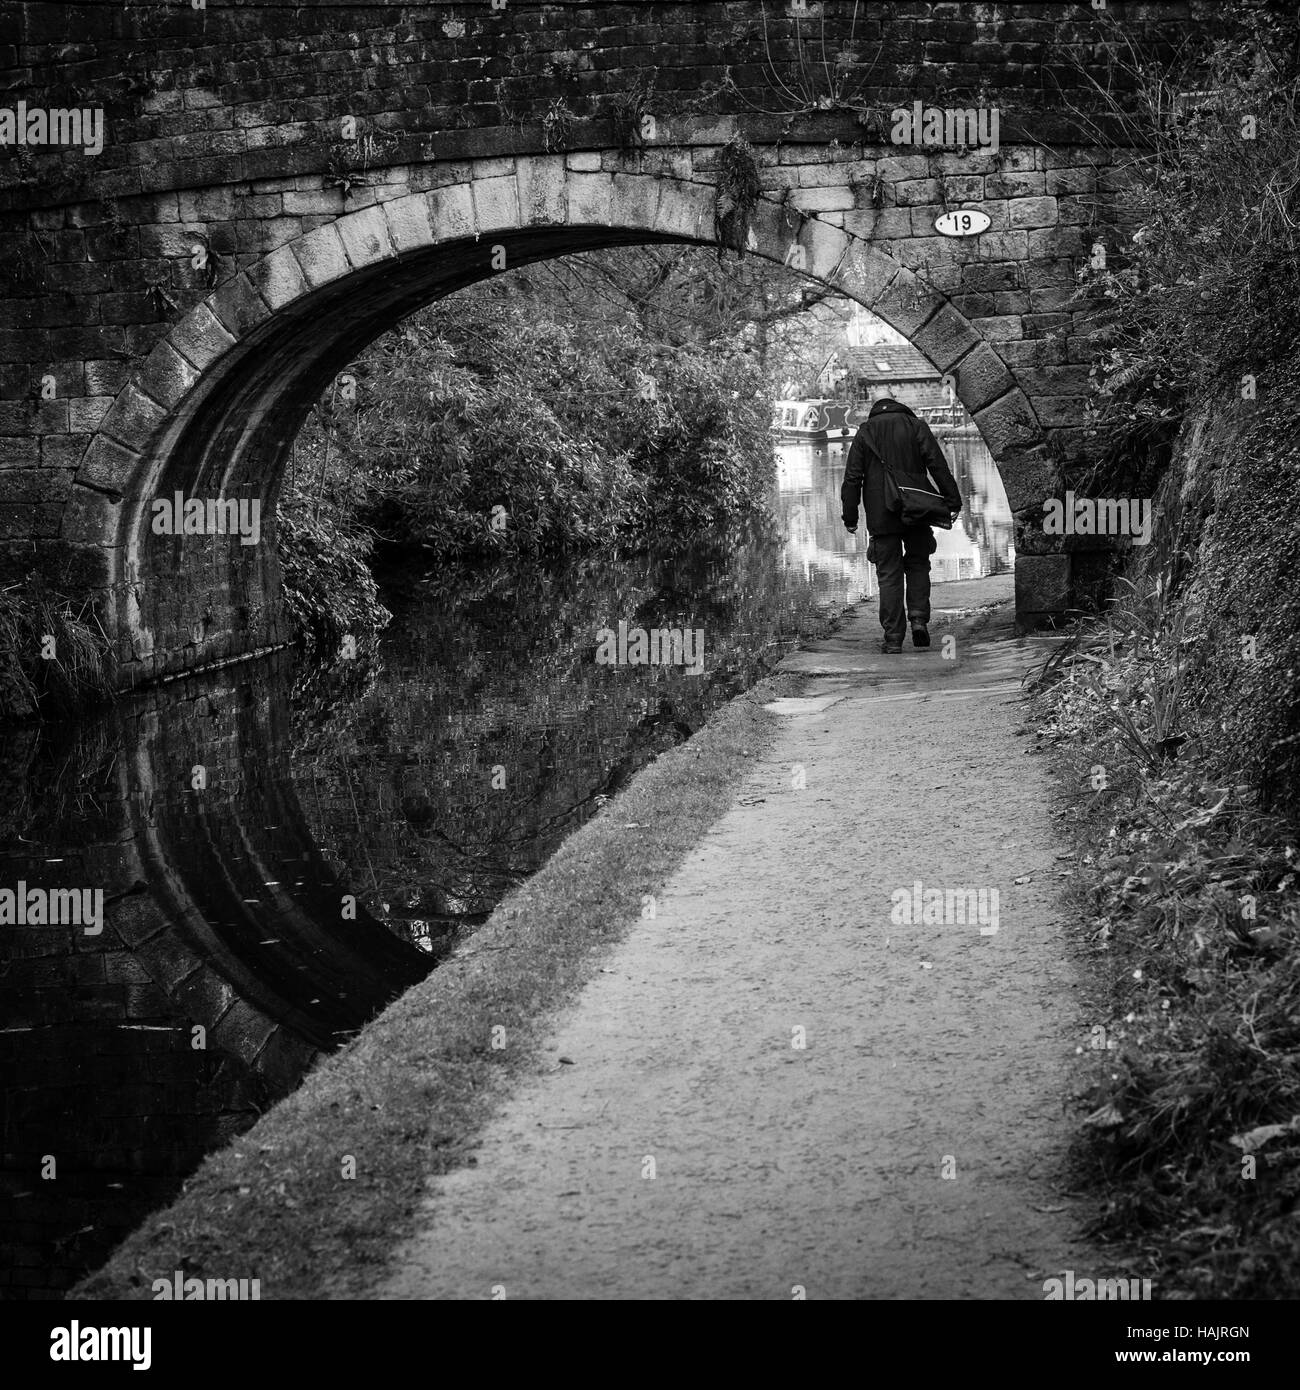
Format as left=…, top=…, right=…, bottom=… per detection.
left=0, top=432, right=1012, bottom=1297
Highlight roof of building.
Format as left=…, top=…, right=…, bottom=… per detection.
left=846, top=343, right=939, bottom=381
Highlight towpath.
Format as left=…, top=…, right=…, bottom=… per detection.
left=377, top=578, right=1100, bottom=1300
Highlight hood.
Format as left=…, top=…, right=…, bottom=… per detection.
left=868, top=397, right=917, bottom=419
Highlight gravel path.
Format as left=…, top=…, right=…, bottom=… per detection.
left=378, top=585, right=1098, bottom=1300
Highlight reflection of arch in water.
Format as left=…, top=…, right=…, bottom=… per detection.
left=936, top=429, right=1016, bottom=578
left=113, top=652, right=433, bottom=1066
left=0, top=653, right=432, bottom=1295
left=785, top=502, right=816, bottom=548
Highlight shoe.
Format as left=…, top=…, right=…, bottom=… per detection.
left=879, top=641, right=902, bottom=654
left=910, top=622, right=930, bottom=648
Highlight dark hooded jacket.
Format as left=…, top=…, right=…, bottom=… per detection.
left=840, top=398, right=963, bottom=537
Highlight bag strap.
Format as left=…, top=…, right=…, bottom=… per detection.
left=858, top=423, right=893, bottom=478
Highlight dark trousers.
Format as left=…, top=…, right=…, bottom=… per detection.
left=868, top=526, right=936, bottom=646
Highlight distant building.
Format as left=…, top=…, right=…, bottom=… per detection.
left=846, top=343, right=954, bottom=414
left=775, top=304, right=973, bottom=425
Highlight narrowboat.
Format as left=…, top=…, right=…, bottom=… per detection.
left=772, top=400, right=854, bottom=442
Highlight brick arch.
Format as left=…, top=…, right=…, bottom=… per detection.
left=75, top=156, right=1046, bottom=683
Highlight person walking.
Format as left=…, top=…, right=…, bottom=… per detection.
left=841, top=395, right=963, bottom=653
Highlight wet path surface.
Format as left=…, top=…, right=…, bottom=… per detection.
left=378, top=581, right=1101, bottom=1299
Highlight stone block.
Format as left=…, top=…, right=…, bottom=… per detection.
left=383, top=194, right=434, bottom=255
left=929, top=149, right=1001, bottom=176
left=208, top=273, right=273, bottom=339
left=974, top=230, right=1028, bottom=260
left=471, top=174, right=520, bottom=233
left=985, top=171, right=1044, bottom=198
left=653, top=180, right=707, bottom=239
left=857, top=207, right=911, bottom=238
left=991, top=290, right=1032, bottom=315
left=876, top=154, right=931, bottom=181
left=168, top=304, right=238, bottom=372
left=40, top=436, right=88, bottom=469
left=98, top=382, right=166, bottom=450
left=799, top=163, right=859, bottom=188
left=973, top=388, right=1039, bottom=456
left=893, top=177, right=942, bottom=206
left=62, top=486, right=121, bottom=543
left=68, top=397, right=114, bottom=433
left=790, top=187, right=855, bottom=213
left=1008, top=196, right=1059, bottom=230
left=77, top=436, right=141, bottom=493
left=951, top=341, right=1016, bottom=413
left=177, top=187, right=239, bottom=222
left=912, top=304, right=983, bottom=374
left=841, top=245, right=900, bottom=309
left=567, top=171, right=614, bottom=226
left=940, top=175, right=985, bottom=201
left=135, top=340, right=202, bottom=409
left=471, top=156, right=515, bottom=180
left=611, top=173, right=660, bottom=232
left=0, top=469, right=73, bottom=505
left=517, top=156, right=566, bottom=226
left=84, top=361, right=132, bottom=397
left=998, top=339, right=1067, bottom=369
left=244, top=244, right=308, bottom=312
left=1003, top=451, right=1063, bottom=515
left=1046, top=166, right=1097, bottom=195
left=138, top=224, right=195, bottom=259
left=970, top=315, right=1024, bottom=340
left=873, top=267, right=945, bottom=337
left=289, top=223, right=351, bottom=288
left=426, top=182, right=475, bottom=240
left=1015, top=554, right=1071, bottom=614
left=1024, top=260, right=1075, bottom=290
left=801, top=220, right=850, bottom=281
left=335, top=206, right=394, bottom=269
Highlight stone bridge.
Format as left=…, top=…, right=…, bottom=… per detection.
left=0, top=2, right=1196, bottom=688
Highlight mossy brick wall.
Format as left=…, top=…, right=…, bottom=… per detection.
left=0, top=2, right=1199, bottom=682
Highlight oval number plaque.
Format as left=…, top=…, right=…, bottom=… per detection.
left=934, top=209, right=992, bottom=238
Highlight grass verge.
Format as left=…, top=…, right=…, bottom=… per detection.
left=1027, top=618, right=1300, bottom=1300
left=73, top=666, right=803, bottom=1300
